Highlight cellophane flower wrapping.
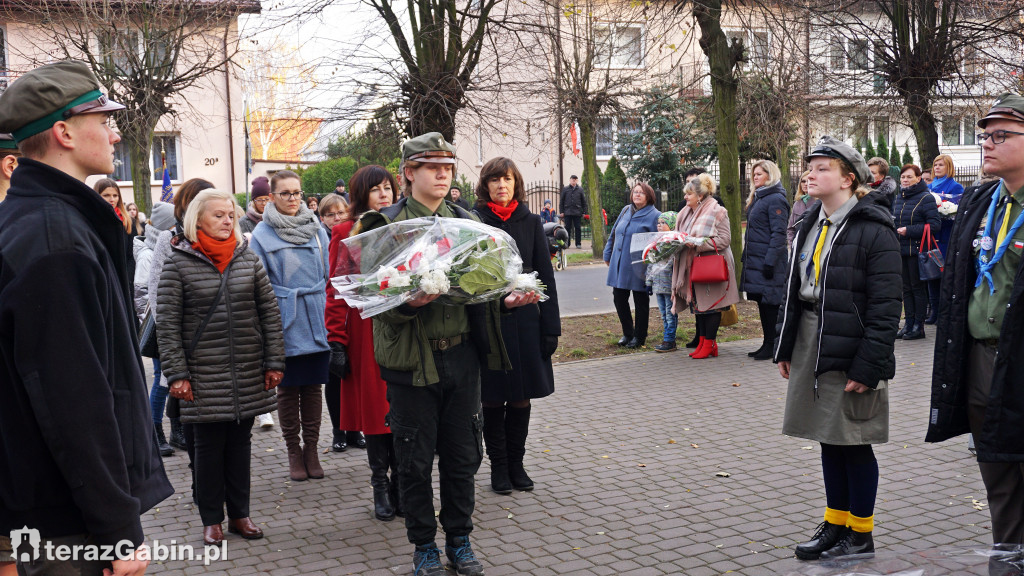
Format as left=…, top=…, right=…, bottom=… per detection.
left=331, top=216, right=547, bottom=318
left=938, top=200, right=958, bottom=218
left=630, top=231, right=689, bottom=276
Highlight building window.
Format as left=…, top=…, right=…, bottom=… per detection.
left=727, top=29, right=770, bottom=66
left=830, top=36, right=870, bottom=71
left=874, top=118, right=890, bottom=144
left=829, top=37, right=845, bottom=70
left=596, top=117, right=614, bottom=156
left=941, top=116, right=959, bottom=146
left=850, top=117, right=869, bottom=149
left=849, top=39, right=870, bottom=70
left=962, top=116, right=976, bottom=145
left=113, top=133, right=181, bottom=183
left=595, top=24, right=643, bottom=68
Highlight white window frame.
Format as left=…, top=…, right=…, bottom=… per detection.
left=594, top=23, right=645, bottom=69
left=112, top=132, right=183, bottom=185
left=725, top=28, right=771, bottom=68
left=830, top=35, right=871, bottom=72
left=595, top=115, right=640, bottom=160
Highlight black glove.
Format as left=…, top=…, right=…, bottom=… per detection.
left=329, top=341, right=349, bottom=380
left=646, top=285, right=654, bottom=296
left=763, top=264, right=774, bottom=280
left=543, top=335, right=559, bottom=357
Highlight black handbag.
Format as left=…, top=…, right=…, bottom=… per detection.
left=918, top=224, right=944, bottom=281
left=139, top=307, right=159, bottom=358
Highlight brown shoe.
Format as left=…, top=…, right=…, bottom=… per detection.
left=203, top=524, right=224, bottom=545
left=227, top=517, right=264, bottom=540
left=288, top=450, right=308, bottom=481
left=303, top=444, right=324, bottom=479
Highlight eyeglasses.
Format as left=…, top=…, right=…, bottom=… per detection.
left=978, top=130, right=1024, bottom=145
left=273, top=191, right=303, bottom=200
left=253, top=197, right=270, bottom=204
left=322, top=211, right=346, bottom=219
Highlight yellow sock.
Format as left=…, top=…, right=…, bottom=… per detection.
left=823, top=508, right=849, bottom=526
left=847, top=514, right=874, bottom=533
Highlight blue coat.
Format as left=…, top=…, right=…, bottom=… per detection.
left=604, top=204, right=660, bottom=292
left=929, top=177, right=964, bottom=257
left=249, top=223, right=331, bottom=357
left=740, top=182, right=790, bottom=305
left=892, top=181, right=941, bottom=256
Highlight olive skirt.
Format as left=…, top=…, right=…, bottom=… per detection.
left=782, top=309, right=889, bottom=445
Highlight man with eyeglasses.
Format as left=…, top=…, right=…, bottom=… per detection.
left=927, top=92, right=1024, bottom=547
left=241, top=176, right=271, bottom=235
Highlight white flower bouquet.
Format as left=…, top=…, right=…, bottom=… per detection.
left=938, top=200, right=958, bottom=219
left=331, top=216, right=547, bottom=318
left=630, top=231, right=689, bottom=276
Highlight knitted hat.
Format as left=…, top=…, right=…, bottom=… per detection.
left=658, top=211, right=678, bottom=230
left=149, top=201, right=175, bottom=231
left=251, top=176, right=270, bottom=200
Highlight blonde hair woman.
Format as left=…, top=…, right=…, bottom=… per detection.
left=741, top=159, right=790, bottom=360
left=157, top=188, right=285, bottom=545
left=671, top=173, right=740, bottom=359
left=775, top=136, right=900, bottom=561
left=788, top=170, right=812, bottom=246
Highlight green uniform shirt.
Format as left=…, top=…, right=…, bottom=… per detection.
left=968, top=182, right=1024, bottom=340
left=397, top=196, right=470, bottom=340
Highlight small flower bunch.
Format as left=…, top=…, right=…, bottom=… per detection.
left=642, top=231, right=689, bottom=264
left=938, top=200, right=958, bottom=219
left=332, top=217, right=545, bottom=318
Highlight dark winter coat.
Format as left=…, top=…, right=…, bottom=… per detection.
left=926, top=180, right=1024, bottom=462
left=476, top=203, right=561, bottom=402
left=871, top=176, right=897, bottom=204
left=0, top=159, right=173, bottom=548
left=774, top=191, right=902, bottom=389
left=157, top=236, right=286, bottom=424
left=892, top=181, right=941, bottom=256
left=604, top=203, right=660, bottom=292
left=741, top=182, right=790, bottom=305
left=559, top=184, right=588, bottom=216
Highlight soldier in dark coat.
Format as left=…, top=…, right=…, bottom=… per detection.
left=927, top=93, right=1024, bottom=546
left=0, top=60, right=173, bottom=575
left=474, top=157, right=561, bottom=496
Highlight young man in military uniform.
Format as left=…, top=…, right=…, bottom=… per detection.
left=0, top=60, right=173, bottom=576
left=928, top=93, right=1024, bottom=546
left=351, top=132, right=539, bottom=576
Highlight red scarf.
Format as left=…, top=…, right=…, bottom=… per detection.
left=192, top=230, right=237, bottom=273
left=114, top=206, right=124, bottom=221
left=488, top=200, right=518, bottom=221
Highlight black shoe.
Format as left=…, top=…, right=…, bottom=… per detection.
left=617, top=336, right=630, bottom=347
left=445, top=536, right=484, bottom=576
left=655, top=341, right=677, bottom=352
left=347, top=431, right=367, bottom=449
left=819, top=530, right=874, bottom=559
left=413, top=544, right=447, bottom=576
left=332, top=430, right=347, bottom=452
left=795, top=522, right=849, bottom=560
left=625, top=337, right=645, bottom=349
left=168, top=417, right=187, bottom=450
left=372, top=486, right=396, bottom=521
left=748, top=343, right=767, bottom=357
left=903, top=326, right=925, bottom=340
left=752, top=347, right=774, bottom=361
left=924, top=310, right=938, bottom=325
left=575, top=244, right=582, bottom=249
left=155, top=425, right=174, bottom=457
left=505, top=405, right=534, bottom=492
left=896, top=321, right=913, bottom=338
left=685, top=335, right=700, bottom=348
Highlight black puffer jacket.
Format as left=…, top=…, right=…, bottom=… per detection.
left=892, top=180, right=940, bottom=256
left=741, top=182, right=790, bottom=305
left=157, top=236, right=286, bottom=424
left=774, top=191, right=902, bottom=388
left=927, top=180, right=1024, bottom=462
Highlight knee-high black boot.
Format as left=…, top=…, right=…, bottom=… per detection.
left=482, top=405, right=512, bottom=494
left=506, top=405, right=534, bottom=491
left=365, top=434, right=395, bottom=521
left=753, top=303, right=778, bottom=360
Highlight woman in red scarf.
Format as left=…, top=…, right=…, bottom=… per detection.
left=474, top=157, right=561, bottom=495
left=94, top=177, right=136, bottom=280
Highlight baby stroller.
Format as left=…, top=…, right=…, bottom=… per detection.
left=544, top=222, right=569, bottom=271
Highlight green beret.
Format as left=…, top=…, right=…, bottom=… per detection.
left=978, top=93, right=1024, bottom=128
left=0, top=133, right=17, bottom=150
left=402, top=132, right=456, bottom=164
left=0, top=60, right=124, bottom=143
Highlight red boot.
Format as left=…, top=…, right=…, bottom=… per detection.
left=689, top=337, right=706, bottom=358
left=692, top=339, right=717, bottom=359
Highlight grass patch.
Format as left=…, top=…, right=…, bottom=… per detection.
left=567, top=348, right=590, bottom=359
left=566, top=252, right=603, bottom=265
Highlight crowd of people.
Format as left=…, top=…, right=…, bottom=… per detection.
left=0, top=58, right=1022, bottom=576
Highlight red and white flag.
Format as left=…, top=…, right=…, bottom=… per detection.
left=569, top=121, right=581, bottom=157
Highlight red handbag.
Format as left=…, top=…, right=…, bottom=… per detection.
left=690, top=238, right=729, bottom=283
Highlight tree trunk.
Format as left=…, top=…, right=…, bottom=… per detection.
left=579, top=119, right=606, bottom=257
left=904, top=92, right=940, bottom=171
left=777, top=144, right=792, bottom=200
left=405, top=80, right=460, bottom=141
left=123, top=127, right=156, bottom=216
left=694, top=0, right=744, bottom=276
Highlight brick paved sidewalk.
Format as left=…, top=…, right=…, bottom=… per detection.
left=143, top=336, right=993, bottom=575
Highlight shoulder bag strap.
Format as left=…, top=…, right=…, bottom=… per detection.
left=187, top=268, right=231, bottom=358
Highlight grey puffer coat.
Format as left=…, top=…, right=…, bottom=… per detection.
left=156, top=236, right=286, bottom=424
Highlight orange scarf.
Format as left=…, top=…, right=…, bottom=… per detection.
left=192, top=230, right=237, bottom=273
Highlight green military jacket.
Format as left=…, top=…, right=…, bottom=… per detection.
left=968, top=182, right=1024, bottom=341
left=355, top=197, right=510, bottom=386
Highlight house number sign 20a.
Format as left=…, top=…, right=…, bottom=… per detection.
left=204, top=158, right=219, bottom=166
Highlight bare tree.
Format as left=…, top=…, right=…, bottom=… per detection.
left=1, top=0, right=257, bottom=215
